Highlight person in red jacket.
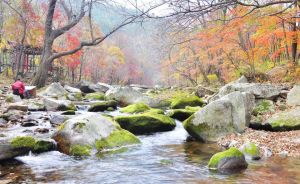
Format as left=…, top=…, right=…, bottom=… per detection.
left=11, top=79, right=25, bottom=99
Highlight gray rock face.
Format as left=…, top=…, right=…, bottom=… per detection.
left=217, top=156, right=248, bottom=173
left=184, top=91, right=255, bottom=142
left=39, top=83, right=67, bottom=98
left=77, top=81, right=112, bottom=93
left=211, top=83, right=283, bottom=102
left=106, top=87, right=152, bottom=106
left=96, top=82, right=114, bottom=93
left=195, top=86, right=215, bottom=97
left=64, top=85, right=81, bottom=93
left=287, top=85, right=300, bottom=106
left=43, top=98, right=76, bottom=111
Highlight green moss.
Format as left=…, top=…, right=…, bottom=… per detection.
left=57, top=123, right=66, bottom=131
left=120, top=103, right=151, bottom=113
left=183, top=114, right=211, bottom=141
left=67, top=103, right=77, bottom=111
left=170, top=95, right=204, bottom=109
left=70, top=144, right=92, bottom=156
left=242, top=143, right=260, bottom=159
left=85, top=92, right=106, bottom=100
left=146, top=108, right=164, bottom=114
left=270, top=118, right=300, bottom=131
left=95, top=129, right=140, bottom=151
left=208, top=148, right=244, bottom=170
left=253, top=100, right=274, bottom=115
left=74, top=93, right=83, bottom=101
left=88, top=100, right=117, bottom=112
left=11, top=136, right=36, bottom=149
left=115, top=112, right=176, bottom=134
left=185, top=106, right=201, bottom=111
left=107, top=107, right=114, bottom=111
left=5, top=96, right=14, bottom=103
left=33, top=140, right=56, bottom=153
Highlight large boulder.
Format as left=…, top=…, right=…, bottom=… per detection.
left=77, top=81, right=113, bottom=94
left=120, top=103, right=151, bottom=114
left=52, top=113, right=140, bottom=156
left=96, top=82, right=114, bottom=93
left=115, top=112, right=176, bottom=134
left=7, top=102, right=28, bottom=112
left=264, top=107, right=300, bottom=131
left=39, top=83, right=67, bottom=98
left=184, top=91, right=255, bottom=142
left=287, top=85, right=300, bottom=106
left=210, top=77, right=283, bottom=102
left=84, top=92, right=106, bottom=101
left=208, top=147, right=248, bottom=173
left=106, top=87, right=153, bottom=106
left=64, top=85, right=81, bottom=93
left=43, top=98, right=76, bottom=111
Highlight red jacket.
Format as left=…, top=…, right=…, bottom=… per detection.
left=12, top=81, right=25, bottom=94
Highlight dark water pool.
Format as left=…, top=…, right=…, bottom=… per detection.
left=1, top=121, right=299, bottom=184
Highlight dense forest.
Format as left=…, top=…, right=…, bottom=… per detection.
left=0, top=1, right=300, bottom=183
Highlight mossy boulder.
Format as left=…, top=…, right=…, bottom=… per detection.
left=239, top=142, right=260, bottom=160
left=88, top=100, right=117, bottom=112
left=10, top=136, right=56, bottom=154
left=168, top=106, right=201, bottom=121
left=208, top=147, right=248, bottom=173
left=115, top=112, right=176, bottom=134
left=67, top=92, right=83, bottom=101
left=44, top=98, right=77, bottom=111
left=253, top=100, right=275, bottom=115
left=96, top=129, right=140, bottom=151
left=120, top=103, right=151, bottom=113
left=265, top=107, right=300, bottom=131
left=170, top=95, right=204, bottom=109
left=70, top=145, right=93, bottom=156
left=120, top=103, right=164, bottom=114
left=52, top=113, right=140, bottom=156
left=85, top=92, right=106, bottom=101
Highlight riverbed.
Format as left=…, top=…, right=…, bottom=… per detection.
left=0, top=120, right=299, bottom=183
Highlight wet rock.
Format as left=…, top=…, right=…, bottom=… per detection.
left=115, top=112, right=176, bottom=134
left=88, top=100, right=117, bottom=112
left=39, top=83, right=67, bottom=98
left=184, top=91, right=255, bottom=142
left=52, top=113, right=140, bottom=156
left=208, top=147, right=248, bottom=173
left=21, top=120, right=38, bottom=127
left=239, top=142, right=261, bottom=160
left=0, top=143, right=30, bottom=161
left=34, top=128, right=50, bottom=134
left=1, top=110, right=26, bottom=122
left=50, top=114, right=67, bottom=126
left=33, top=139, right=56, bottom=153
left=287, top=85, right=300, bottom=106
left=43, top=98, right=76, bottom=111
left=26, top=100, right=45, bottom=111
left=61, top=110, right=76, bottom=115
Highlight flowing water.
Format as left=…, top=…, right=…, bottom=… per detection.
left=1, top=119, right=300, bottom=183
